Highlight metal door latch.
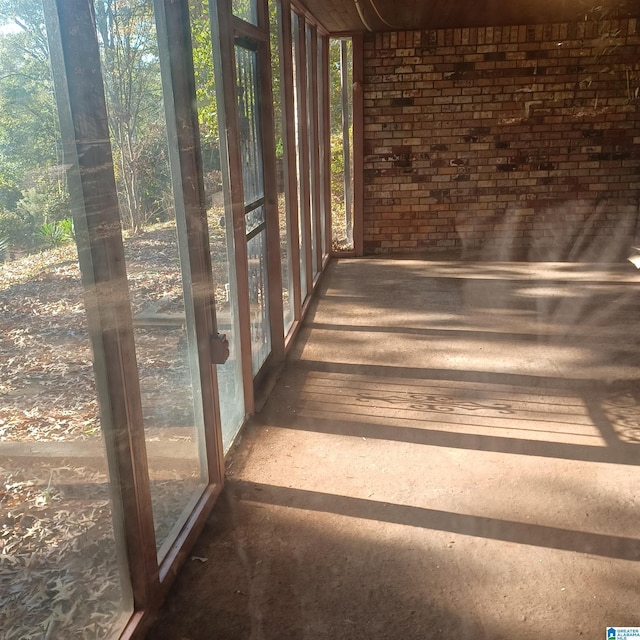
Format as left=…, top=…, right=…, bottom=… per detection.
left=211, top=332, right=230, bottom=364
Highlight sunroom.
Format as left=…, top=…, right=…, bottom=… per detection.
left=1, top=0, right=639, bottom=638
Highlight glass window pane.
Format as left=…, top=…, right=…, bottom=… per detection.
left=232, top=0, right=258, bottom=26
left=245, top=203, right=266, bottom=235
left=269, top=0, right=294, bottom=334
left=190, top=0, right=245, bottom=449
left=318, top=34, right=327, bottom=261
left=292, top=11, right=307, bottom=301
left=235, top=41, right=272, bottom=374
left=247, top=225, right=271, bottom=373
left=329, top=37, right=354, bottom=251
left=306, top=24, right=319, bottom=278
left=235, top=45, right=264, bottom=206
left=94, top=0, right=207, bottom=558
left=0, top=4, right=131, bottom=636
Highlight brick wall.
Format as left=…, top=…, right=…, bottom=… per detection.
left=362, top=20, right=640, bottom=259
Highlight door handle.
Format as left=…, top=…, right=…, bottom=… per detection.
left=211, top=332, right=230, bottom=364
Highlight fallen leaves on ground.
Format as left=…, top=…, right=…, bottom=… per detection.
left=0, top=217, right=230, bottom=638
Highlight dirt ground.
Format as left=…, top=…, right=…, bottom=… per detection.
left=0, top=219, right=230, bottom=638
left=147, top=257, right=640, bottom=640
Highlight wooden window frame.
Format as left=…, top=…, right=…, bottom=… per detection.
left=278, top=0, right=306, bottom=345
left=318, top=33, right=332, bottom=266
left=308, top=24, right=323, bottom=280
left=353, top=33, right=364, bottom=256
left=46, top=0, right=229, bottom=636
left=212, top=0, right=286, bottom=409
left=45, top=1, right=160, bottom=622
left=152, top=0, right=226, bottom=593
left=293, top=12, right=314, bottom=306
left=42, top=0, right=335, bottom=636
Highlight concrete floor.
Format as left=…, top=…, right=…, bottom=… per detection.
left=148, top=258, right=640, bottom=640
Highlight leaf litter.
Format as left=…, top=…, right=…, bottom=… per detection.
left=0, top=219, right=232, bottom=638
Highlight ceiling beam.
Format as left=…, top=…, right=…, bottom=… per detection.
left=298, top=0, right=640, bottom=34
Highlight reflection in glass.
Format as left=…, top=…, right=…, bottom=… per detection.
left=190, top=0, right=245, bottom=449
left=0, top=3, right=131, bottom=635
left=236, top=45, right=264, bottom=206
left=232, top=0, right=258, bottom=25
left=247, top=225, right=271, bottom=373
left=235, top=41, right=271, bottom=374
left=245, top=202, right=266, bottom=235
left=269, top=0, right=294, bottom=334
left=95, top=0, right=206, bottom=558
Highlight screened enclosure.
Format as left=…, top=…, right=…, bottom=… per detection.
left=3, top=0, right=638, bottom=637
left=0, top=0, right=332, bottom=636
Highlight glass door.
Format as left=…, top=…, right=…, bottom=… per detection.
left=189, top=0, right=246, bottom=451
left=93, top=0, right=211, bottom=563
left=235, top=42, right=272, bottom=375
left=209, top=0, right=284, bottom=419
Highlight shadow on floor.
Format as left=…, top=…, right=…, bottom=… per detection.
left=148, top=486, right=489, bottom=640
left=147, top=259, right=640, bottom=639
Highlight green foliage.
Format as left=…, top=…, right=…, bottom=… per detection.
left=0, top=2, right=60, bottom=221
left=0, top=209, right=36, bottom=251
left=38, top=221, right=63, bottom=248
left=330, top=134, right=345, bottom=175
left=191, top=2, right=219, bottom=149
left=0, top=171, right=22, bottom=211
left=329, top=134, right=346, bottom=221
left=0, top=1, right=74, bottom=255
left=329, top=38, right=352, bottom=136
left=1, top=0, right=182, bottom=243
left=268, top=0, right=282, bottom=148
left=37, top=218, right=74, bottom=248
left=16, top=175, right=69, bottom=227
left=231, top=0, right=256, bottom=23
left=328, top=38, right=354, bottom=246
left=94, top=0, right=172, bottom=232
left=275, top=136, right=284, bottom=159
left=58, top=217, right=74, bottom=239
left=133, top=121, right=173, bottom=224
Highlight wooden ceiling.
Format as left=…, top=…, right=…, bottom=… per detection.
left=298, top=0, right=640, bottom=34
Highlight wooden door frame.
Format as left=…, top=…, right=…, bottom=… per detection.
left=212, top=0, right=286, bottom=412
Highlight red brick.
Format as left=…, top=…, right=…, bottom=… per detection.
left=362, top=19, right=640, bottom=255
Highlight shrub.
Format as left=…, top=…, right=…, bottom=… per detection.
left=0, top=209, right=36, bottom=252
left=38, top=218, right=74, bottom=248
left=17, top=183, right=69, bottom=227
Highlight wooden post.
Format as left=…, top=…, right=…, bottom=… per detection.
left=153, top=0, right=226, bottom=590
left=340, top=39, right=353, bottom=247
left=210, top=0, right=256, bottom=415
left=44, top=0, right=158, bottom=616
left=321, top=34, right=332, bottom=261
left=297, top=15, right=314, bottom=300
left=310, top=26, right=323, bottom=277
left=257, top=0, right=286, bottom=366
left=280, top=0, right=302, bottom=323
left=353, top=33, right=365, bottom=256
